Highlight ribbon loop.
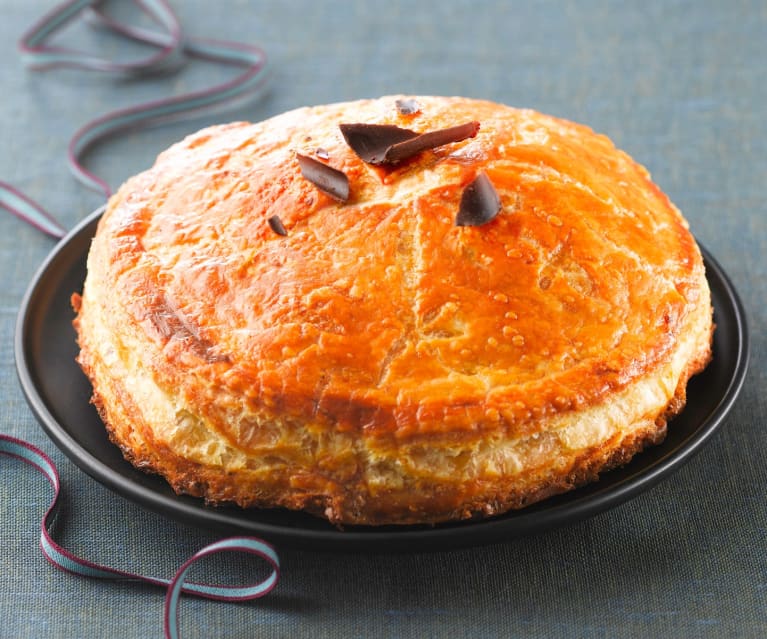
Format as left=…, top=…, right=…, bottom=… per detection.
left=3, top=0, right=268, bottom=228
left=165, top=539, right=281, bottom=639
left=0, top=434, right=280, bottom=639
left=19, top=0, right=184, bottom=75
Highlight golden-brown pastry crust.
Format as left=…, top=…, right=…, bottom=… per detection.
left=73, top=96, right=713, bottom=525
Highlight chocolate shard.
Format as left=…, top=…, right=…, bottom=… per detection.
left=340, top=121, right=480, bottom=166
left=386, top=121, right=480, bottom=164
left=296, top=152, right=350, bottom=202
left=268, top=214, right=288, bottom=236
left=455, top=172, right=502, bottom=227
left=395, top=98, right=421, bottom=115
left=339, top=123, right=419, bottom=164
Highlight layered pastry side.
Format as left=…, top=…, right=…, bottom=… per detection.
left=72, top=96, right=713, bottom=525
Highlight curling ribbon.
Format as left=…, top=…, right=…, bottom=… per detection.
left=0, top=435, right=280, bottom=639
left=1, top=0, right=269, bottom=236
left=1, top=2, right=278, bottom=637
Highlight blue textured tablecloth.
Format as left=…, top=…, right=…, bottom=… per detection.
left=1, top=1, right=765, bottom=637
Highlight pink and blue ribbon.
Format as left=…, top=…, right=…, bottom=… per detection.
left=0, top=434, right=280, bottom=639
left=2, top=0, right=269, bottom=235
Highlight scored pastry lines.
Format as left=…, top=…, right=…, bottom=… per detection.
left=374, top=203, right=419, bottom=388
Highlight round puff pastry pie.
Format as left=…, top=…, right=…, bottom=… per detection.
left=72, top=96, right=713, bottom=526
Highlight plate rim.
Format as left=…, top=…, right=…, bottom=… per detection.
left=14, top=207, right=750, bottom=552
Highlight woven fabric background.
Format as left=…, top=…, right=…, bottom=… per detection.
left=1, top=1, right=765, bottom=637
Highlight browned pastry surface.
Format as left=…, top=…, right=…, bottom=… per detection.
left=72, top=96, right=713, bottom=525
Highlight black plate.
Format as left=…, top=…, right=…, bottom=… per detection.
left=15, top=207, right=749, bottom=552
